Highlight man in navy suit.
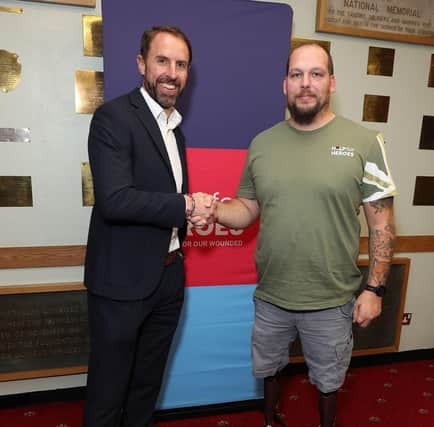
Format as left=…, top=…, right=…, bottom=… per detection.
left=83, top=26, right=211, bottom=427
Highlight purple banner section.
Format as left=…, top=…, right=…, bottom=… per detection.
left=102, top=0, right=293, bottom=149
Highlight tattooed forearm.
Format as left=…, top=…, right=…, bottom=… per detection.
left=368, top=197, right=393, bottom=214
left=368, top=222, right=396, bottom=285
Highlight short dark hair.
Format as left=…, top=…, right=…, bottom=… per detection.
left=140, top=25, right=192, bottom=65
left=286, top=43, right=334, bottom=75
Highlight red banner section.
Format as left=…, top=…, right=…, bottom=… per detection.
left=183, top=148, right=258, bottom=286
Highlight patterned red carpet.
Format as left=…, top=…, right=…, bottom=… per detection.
left=1, top=360, right=433, bottom=427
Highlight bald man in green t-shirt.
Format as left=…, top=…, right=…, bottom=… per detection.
left=196, top=44, right=397, bottom=427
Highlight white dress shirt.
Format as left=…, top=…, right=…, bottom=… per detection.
left=140, top=87, right=183, bottom=252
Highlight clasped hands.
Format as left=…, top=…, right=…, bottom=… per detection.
left=185, top=192, right=218, bottom=227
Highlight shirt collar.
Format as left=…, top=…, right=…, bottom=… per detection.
left=140, top=87, right=182, bottom=130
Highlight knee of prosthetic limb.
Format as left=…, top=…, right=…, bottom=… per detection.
left=264, top=373, right=280, bottom=383
left=320, top=390, right=337, bottom=397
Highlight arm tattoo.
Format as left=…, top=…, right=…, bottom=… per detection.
left=368, top=197, right=393, bottom=214
left=367, top=198, right=396, bottom=285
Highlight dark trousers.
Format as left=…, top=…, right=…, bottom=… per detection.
left=83, top=257, right=185, bottom=427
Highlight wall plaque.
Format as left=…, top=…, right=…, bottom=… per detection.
left=74, top=69, right=104, bottom=114
left=367, top=46, right=395, bottom=76
left=413, top=176, right=434, bottom=205
left=419, top=115, right=434, bottom=150
left=429, top=54, right=434, bottom=87
left=83, top=15, right=103, bottom=57
left=0, top=284, right=88, bottom=381
left=363, top=94, right=390, bottom=122
left=317, top=0, right=434, bottom=46
left=0, top=6, right=24, bottom=13
left=0, top=128, right=30, bottom=143
left=81, top=162, right=94, bottom=206
left=0, top=176, right=33, bottom=207
left=18, top=0, right=95, bottom=7
left=0, top=50, right=22, bottom=93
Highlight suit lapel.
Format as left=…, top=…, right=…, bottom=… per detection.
left=129, top=88, right=172, bottom=172
left=129, top=88, right=188, bottom=193
left=175, top=127, right=189, bottom=194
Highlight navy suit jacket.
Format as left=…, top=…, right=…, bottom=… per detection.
left=84, top=88, right=189, bottom=300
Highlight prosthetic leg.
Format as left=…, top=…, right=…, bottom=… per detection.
left=263, top=373, right=287, bottom=427
left=319, top=390, right=337, bottom=427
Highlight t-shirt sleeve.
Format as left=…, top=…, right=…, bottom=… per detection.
left=236, top=149, right=257, bottom=200
left=361, top=133, right=398, bottom=202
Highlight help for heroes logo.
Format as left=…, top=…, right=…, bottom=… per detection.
left=331, top=145, right=355, bottom=157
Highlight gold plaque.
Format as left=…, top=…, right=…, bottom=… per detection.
left=74, top=70, right=104, bottom=114
left=83, top=15, right=103, bottom=57
left=362, top=95, right=390, bottom=123
left=317, top=0, right=434, bottom=46
left=428, top=54, right=434, bottom=88
left=18, top=0, right=95, bottom=7
left=291, top=38, right=331, bottom=54
left=0, top=128, right=30, bottom=142
left=0, top=176, right=33, bottom=207
left=81, top=162, right=94, bottom=206
left=0, top=50, right=22, bottom=93
left=0, top=6, right=23, bottom=13
left=367, top=47, right=395, bottom=77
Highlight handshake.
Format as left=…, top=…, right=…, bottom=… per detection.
left=184, top=192, right=219, bottom=227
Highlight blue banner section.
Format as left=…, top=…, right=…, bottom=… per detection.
left=157, top=284, right=261, bottom=408
left=102, top=0, right=293, bottom=148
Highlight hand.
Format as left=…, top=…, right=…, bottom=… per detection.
left=188, top=192, right=216, bottom=227
left=353, top=291, right=382, bottom=328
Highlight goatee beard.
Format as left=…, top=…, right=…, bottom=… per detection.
left=287, top=103, right=322, bottom=125
left=287, top=96, right=330, bottom=125
left=144, top=75, right=182, bottom=110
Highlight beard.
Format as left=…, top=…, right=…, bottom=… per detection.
left=287, top=93, right=330, bottom=125
left=144, top=73, right=183, bottom=110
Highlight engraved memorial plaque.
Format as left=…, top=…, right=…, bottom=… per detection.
left=83, top=15, right=103, bottom=57
left=81, top=162, right=94, bottom=206
left=317, top=0, right=434, bottom=46
left=0, top=50, right=22, bottom=93
left=0, top=176, right=33, bottom=207
left=363, top=95, right=390, bottom=123
left=0, top=128, right=30, bottom=143
left=18, top=0, right=95, bottom=7
left=74, top=70, right=104, bottom=114
left=291, top=37, right=331, bottom=53
left=367, top=46, right=395, bottom=76
left=0, top=287, right=89, bottom=379
left=419, top=115, right=434, bottom=150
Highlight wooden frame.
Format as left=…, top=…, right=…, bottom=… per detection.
left=18, top=0, right=95, bottom=7
left=0, top=235, right=432, bottom=270
left=351, top=257, right=410, bottom=357
left=316, top=0, right=434, bottom=46
left=291, top=257, right=411, bottom=362
left=0, top=283, right=87, bottom=381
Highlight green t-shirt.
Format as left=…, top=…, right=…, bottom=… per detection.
left=237, top=116, right=397, bottom=310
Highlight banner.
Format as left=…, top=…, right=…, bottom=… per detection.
left=102, top=0, right=293, bottom=408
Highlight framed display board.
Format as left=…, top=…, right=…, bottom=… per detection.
left=316, top=0, right=434, bottom=46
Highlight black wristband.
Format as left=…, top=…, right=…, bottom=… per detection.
left=365, top=284, right=386, bottom=297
